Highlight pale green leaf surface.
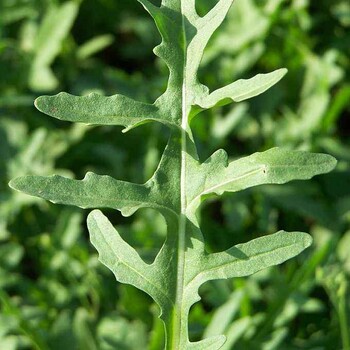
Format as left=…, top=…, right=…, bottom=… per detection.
left=197, top=231, right=313, bottom=284
left=9, top=138, right=180, bottom=217
left=9, top=172, right=173, bottom=218
left=195, top=69, right=287, bottom=109
left=32, top=0, right=284, bottom=130
left=34, top=93, right=165, bottom=131
left=10, top=173, right=149, bottom=212
left=11, top=0, right=338, bottom=349
left=186, top=335, right=226, bottom=350
left=87, top=212, right=225, bottom=350
left=88, top=210, right=173, bottom=308
left=187, top=148, right=337, bottom=210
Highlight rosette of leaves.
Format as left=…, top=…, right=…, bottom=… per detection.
left=10, top=1, right=337, bottom=349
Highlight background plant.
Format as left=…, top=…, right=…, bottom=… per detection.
left=1, top=0, right=349, bottom=349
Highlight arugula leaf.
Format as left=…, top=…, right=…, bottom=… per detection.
left=10, top=1, right=337, bottom=349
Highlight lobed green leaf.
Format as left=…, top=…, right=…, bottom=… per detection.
left=88, top=210, right=173, bottom=308
left=34, top=93, right=166, bottom=132
left=198, top=231, right=313, bottom=284
left=195, top=69, right=288, bottom=110
left=10, top=0, right=339, bottom=349
left=187, top=147, right=337, bottom=210
left=9, top=173, right=153, bottom=216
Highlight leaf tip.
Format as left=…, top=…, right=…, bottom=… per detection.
left=35, top=92, right=69, bottom=117
left=8, top=178, right=18, bottom=191
left=302, top=232, right=313, bottom=249
left=34, top=95, right=46, bottom=112
left=87, top=209, right=106, bottom=227
left=8, top=176, right=27, bottom=192
left=8, top=175, right=51, bottom=200
left=327, top=155, right=338, bottom=172
left=121, top=207, right=138, bottom=217
left=279, top=67, right=288, bottom=77
left=313, top=153, right=338, bottom=175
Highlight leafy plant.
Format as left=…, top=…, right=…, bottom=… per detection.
left=9, top=1, right=337, bottom=349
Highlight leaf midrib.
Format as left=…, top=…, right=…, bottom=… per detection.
left=173, top=3, right=191, bottom=348
left=34, top=185, right=178, bottom=217
left=187, top=157, right=332, bottom=210
left=188, top=167, right=264, bottom=209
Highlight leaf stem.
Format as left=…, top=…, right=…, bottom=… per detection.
left=338, top=288, right=350, bottom=350
left=168, top=4, right=192, bottom=349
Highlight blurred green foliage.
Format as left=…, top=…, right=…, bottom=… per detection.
left=0, top=0, right=349, bottom=349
